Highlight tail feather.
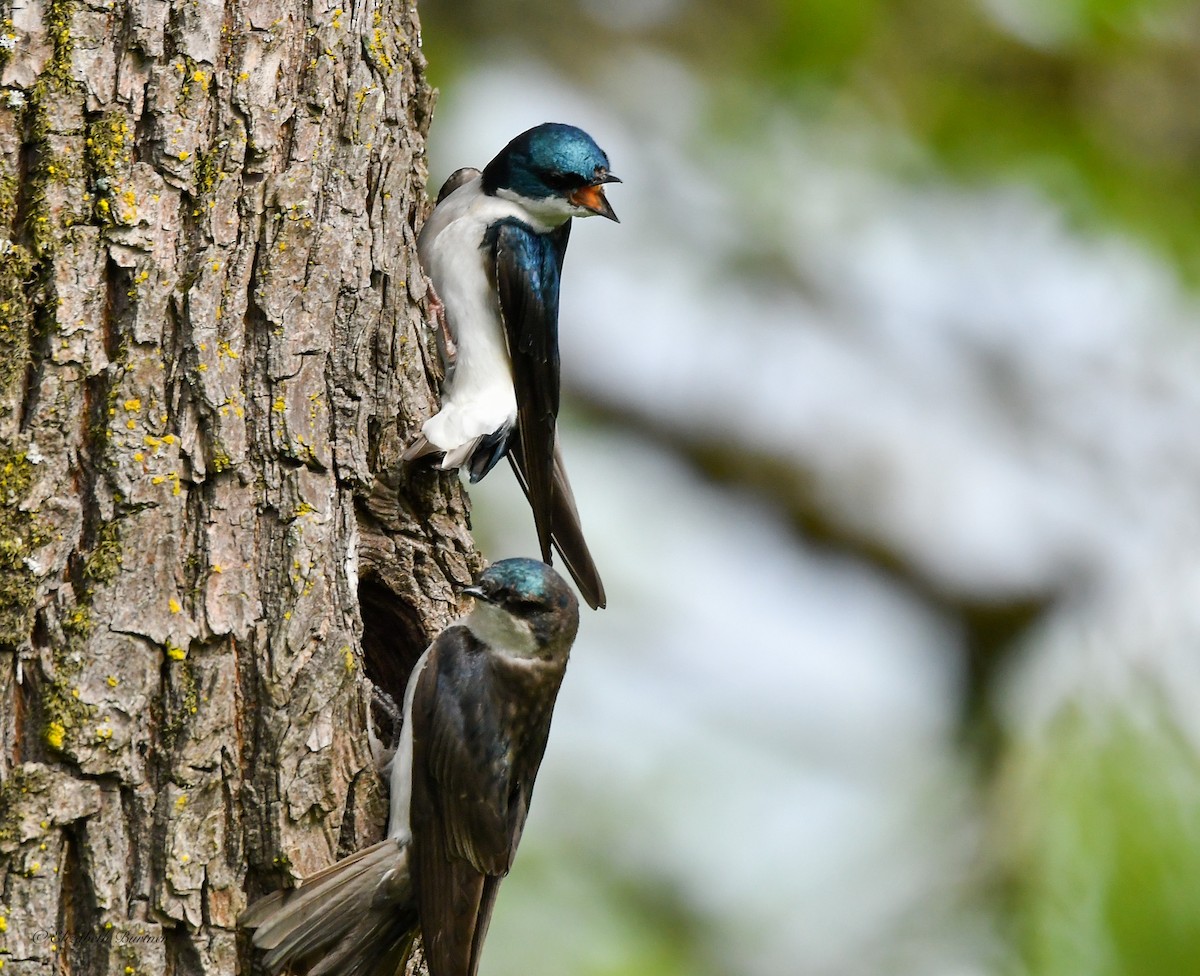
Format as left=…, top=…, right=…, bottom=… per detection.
left=507, top=440, right=606, bottom=610
left=466, top=422, right=514, bottom=483
left=545, top=450, right=607, bottom=610
left=241, top=839, right=415, bottom=976
left=245, top=841, right=399, bottom=948
left=400, top=429, right=480, bottom=472
left=401, top=434, right=438, bottom=464
left=402, top=429, right=489, bottom=474
left=309, top=909, right=416, bottom=976
left=405, top=420, right=605, bottom=609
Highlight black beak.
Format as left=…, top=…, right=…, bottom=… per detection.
left=462, top=584, right=490, bottom=602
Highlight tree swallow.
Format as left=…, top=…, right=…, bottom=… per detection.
left=241, top=558, right=580, bottom=976
left=403, top=123, right=620, bottom=611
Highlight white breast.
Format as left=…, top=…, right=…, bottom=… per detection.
left=417, top=178, right=553, bottom=468
left=387, top=643, right=432, bottom=840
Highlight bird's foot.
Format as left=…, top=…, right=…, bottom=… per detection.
left=368, top=685, right=404, bottom=771
left=425, top=277, right=456, bottom=362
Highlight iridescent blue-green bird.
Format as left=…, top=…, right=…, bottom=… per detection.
left=241, top=558, right=580, bottom=976
left=403, top=123, right=620, bottom=610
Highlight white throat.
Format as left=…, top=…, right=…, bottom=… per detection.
left=494, top=187, right=576, bottom=231
left=464, top=601, right=540, bottom=660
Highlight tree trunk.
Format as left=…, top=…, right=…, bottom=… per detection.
left=0, top=0, right=473, bottom=972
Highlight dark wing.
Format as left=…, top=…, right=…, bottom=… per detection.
left=436, top=167, right=481, bottom=204
left=490, top=221, right=606, bottom=606
left=548, top=219, right=571, bottom=275
left=507, top=437, right=606, bottom=610
left=410, top=627, right=535, bottom=976
left=489, top=219, right=569, bottom=563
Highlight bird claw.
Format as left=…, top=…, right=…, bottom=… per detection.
left=372, top=684, right=403, bottom=730
left=424, top=276, right=456, bottom=363
left=368, top=685, right=404, bottom=771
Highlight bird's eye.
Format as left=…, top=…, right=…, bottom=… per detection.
left=509, top=597, right=544, bottom=614
left=542, top=171, right=577, bottom=192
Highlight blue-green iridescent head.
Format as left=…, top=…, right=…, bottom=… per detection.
left=464, top=557, right=580, bottom=643
left=481, top=122, right=620, bottom=221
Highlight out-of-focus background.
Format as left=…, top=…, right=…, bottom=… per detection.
left=417, top=2, right=1200, bottom=973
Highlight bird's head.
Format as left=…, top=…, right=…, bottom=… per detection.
left=481, top=122, right=620, bottom=224
left=462, top=558, right=580, bottom=659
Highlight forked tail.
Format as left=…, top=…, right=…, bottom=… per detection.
left=241, top=838, right=417, bottom=976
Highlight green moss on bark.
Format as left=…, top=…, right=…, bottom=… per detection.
left=0, top=448, right=45, bottom=648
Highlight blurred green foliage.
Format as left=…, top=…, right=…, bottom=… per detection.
left=422, top=0, right=1200, bottom=280
left=416, top=3, right=1200, bottom=972
left=1003, top=709, right=1200, bottom=976
left=486, top=845, right=708, bottom=976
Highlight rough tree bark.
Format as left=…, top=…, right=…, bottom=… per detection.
left=0, top=0, right=476, bottom=972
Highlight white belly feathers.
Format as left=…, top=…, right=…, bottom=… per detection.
left=417, top=177, right=554, bottom=469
